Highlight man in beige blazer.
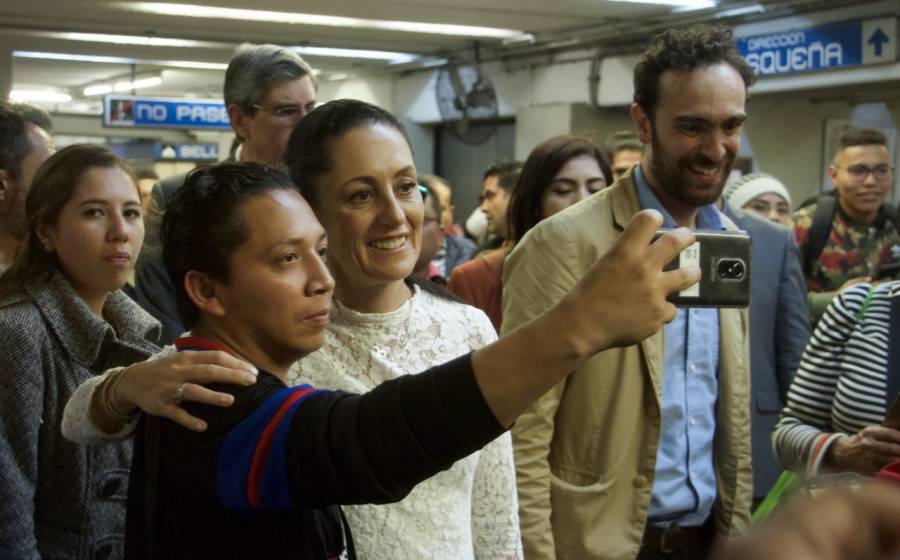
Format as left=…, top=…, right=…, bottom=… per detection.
left=502, top=24, right=755, bottom=560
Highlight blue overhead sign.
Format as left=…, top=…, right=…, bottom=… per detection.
left=737, top=16, right=897, bottom=77
left=103, top=95, right=230, bottom=130
left=153, top=143, right=219, bottom=161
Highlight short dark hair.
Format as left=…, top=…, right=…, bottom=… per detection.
left=838, top=128, right=887, bottom=151
left=508, top=135, right=611, bottom=243
left=284, top=99, right=411, bottom=208
left=484, top=160, right=523, bottom=194
left=0, top=102, right=33, bottom=182
left=161, top=162, right=296, bottom=328
left=9, top=102, right=53, bottom=133
left=633, top=24, right=756, bottom=119
left=0, top=144, right=134, bottom=300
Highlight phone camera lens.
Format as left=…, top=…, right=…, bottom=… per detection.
left=717, top=259, right=745, bottom=280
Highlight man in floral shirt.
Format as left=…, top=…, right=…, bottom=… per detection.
left=792, top=128, right=900, bottom=320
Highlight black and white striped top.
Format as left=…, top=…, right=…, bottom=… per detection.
left=773, top=280, right=899, bottom=472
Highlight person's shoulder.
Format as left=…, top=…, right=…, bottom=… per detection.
left=737, top=210, right=793, bottom=242
left=418, top=286, right=496, bottom=340
left=183, top=372, right=292, bottom=434
left=0, top=293, right=46, bottom=346
left=790, top=203, right=816, bottom=229
left=446, top=234, right=476, bottom=252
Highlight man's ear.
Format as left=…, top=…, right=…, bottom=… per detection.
left=227, top=104, right=251, bottom=143
left=184, top=270, right=227, bottom=318
left=826, top=163, right=839, bottom=186
left=630, top=103, right=652, bottom=146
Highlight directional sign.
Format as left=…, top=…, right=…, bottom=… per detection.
left=862, top=17, right=897, bottom=65
left=153, top=143, right=219, bottom=161
left=104, top=95, right=230, bottom=130
left=737, top=16, right=897, bottom=77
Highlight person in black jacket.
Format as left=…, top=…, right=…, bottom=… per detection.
left=98, top=161, right=698, bottom=558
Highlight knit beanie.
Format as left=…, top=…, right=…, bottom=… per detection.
left=723, top=173, right=793, bottom=211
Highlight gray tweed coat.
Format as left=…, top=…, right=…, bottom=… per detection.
left=0, top=273, right=159, bottom=560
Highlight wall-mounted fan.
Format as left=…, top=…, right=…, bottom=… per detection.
left=435, top=60, right=499, bottom=145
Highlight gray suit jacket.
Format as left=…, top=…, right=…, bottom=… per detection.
left=132, top=173, right=188, bottom=344
left=724, top=205, right=810, bottom=498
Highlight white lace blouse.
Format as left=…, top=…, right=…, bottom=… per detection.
left=288, top=286, right=522, bottom=560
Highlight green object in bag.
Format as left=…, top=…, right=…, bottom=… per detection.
left=751, top=470, right=800, bottom=523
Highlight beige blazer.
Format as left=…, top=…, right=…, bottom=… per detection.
left=501, top=173, right=752, bottom=560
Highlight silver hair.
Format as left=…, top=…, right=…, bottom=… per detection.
left=224, top=44, right=315, bottom=113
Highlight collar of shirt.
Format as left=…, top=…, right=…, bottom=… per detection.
left=633, top=165, right=725, bottom=231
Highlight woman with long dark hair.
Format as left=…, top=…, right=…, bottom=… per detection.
left=0, top=144, right=158, bottom=559
left=449, top=135, right=611, bottom=331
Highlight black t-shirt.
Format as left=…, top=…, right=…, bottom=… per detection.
left=126, top=336, right=503, bottom=559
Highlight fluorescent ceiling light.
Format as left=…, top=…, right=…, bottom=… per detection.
left=716, top=4, right=765, bottom=17
left=122, top=2, right=525, bottom=39
left=84, top=75, right=163, bottom=96
left=83, top=84, right=113, bottom=96
left=608, top=0, right=716, bottom=8
left=10, top=90, right=73, bottom=103
left=13, top=50, right=228, bottom=70
left=44, top=32, right=215, bottom=48
left=293, top=46, right=416, bottom=63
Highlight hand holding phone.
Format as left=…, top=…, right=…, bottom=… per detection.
left=655, top=229, right=752, bottom=308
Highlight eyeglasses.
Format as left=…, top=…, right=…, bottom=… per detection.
left=251, top=104, right=309, bottom=120
left=836, top=164, right=894, bottom=182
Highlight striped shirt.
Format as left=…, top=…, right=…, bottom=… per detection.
left=773, top=280, right=900, bottom=473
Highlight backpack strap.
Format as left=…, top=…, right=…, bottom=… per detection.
left=882, top=204, right=900, bottom=237
left=856, top=285, right=876, bottom=322
left=803, top=195, right=837, bottom=277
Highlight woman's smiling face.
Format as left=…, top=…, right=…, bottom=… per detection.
left=311, top=123, right=423, bottom=297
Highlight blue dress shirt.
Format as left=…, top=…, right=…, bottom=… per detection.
left=633, top=165, right=723, bottom=527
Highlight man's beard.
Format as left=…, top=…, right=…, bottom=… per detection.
left=648, top=129, right=733, bottom=208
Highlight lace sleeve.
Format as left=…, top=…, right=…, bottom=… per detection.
left=471, top=431, right=523, bottom=559
left=61, top=369, right=138, bottom=444
left=61, top=346, right=175, bottom=445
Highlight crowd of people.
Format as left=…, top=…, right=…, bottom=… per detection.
left=1, top=21, right=899, bottom=560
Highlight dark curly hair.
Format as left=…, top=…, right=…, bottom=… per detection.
left=161, top=162, right=296, bottom=328
left=633, top=24, right=756, bottom=120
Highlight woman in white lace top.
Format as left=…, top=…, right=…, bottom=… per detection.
left=284, top=99, right=522, bottom=559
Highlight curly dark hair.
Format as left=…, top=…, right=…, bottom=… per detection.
left=633, top=24, right=756, bottom=120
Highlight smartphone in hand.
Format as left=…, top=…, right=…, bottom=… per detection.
left=656, top=230, right=751, bottom=308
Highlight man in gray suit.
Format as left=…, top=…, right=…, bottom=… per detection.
left=134, top=44, right=316, bottom=343
left=722, top=202, right=810, bottom=503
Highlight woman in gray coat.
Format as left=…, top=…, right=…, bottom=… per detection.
left=0, top=145, right=160, bottom=560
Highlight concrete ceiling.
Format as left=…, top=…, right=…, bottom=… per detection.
left=0, top=0, right=870, bottom=102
